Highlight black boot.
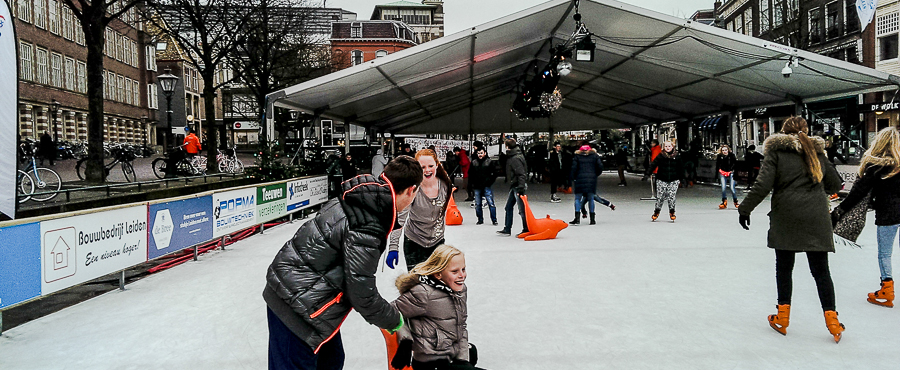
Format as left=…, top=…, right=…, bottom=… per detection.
left=569, top=212, right=580, bottom=225
left=589, top=213, right=596, bottom=225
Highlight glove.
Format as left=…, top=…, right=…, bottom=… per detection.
left=516, top=187, right=526, bottom=196
left=385, top=251, right=399, bottom=269
left=831, top=208, right=844, bottom=227
left=391, top=340, right=413, bottom=369
left=739, top=214, right=750, bottom=230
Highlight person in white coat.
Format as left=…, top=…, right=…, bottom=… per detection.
left=371, top=148, right=389, bottom=178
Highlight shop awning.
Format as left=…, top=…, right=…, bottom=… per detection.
left=267, top=0, right=900, bottom=135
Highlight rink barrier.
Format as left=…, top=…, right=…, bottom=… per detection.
left=0, top=175, right=328, bottom=332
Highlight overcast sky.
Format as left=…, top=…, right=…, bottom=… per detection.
left=323, top=0, right=716, bottom=34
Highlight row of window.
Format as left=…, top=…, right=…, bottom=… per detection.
left=105, top=28, right=141, bottom=68
left=15, top=0, right=85, bottom=44
left=347, top=49, right=389, bottom=66
left=102, top=71, right=142, bottom=107
left=19, top=42, right=87, bottom=93
left=727, top=0, right=859, bottom=44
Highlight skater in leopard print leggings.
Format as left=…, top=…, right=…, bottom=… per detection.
left=647, top=140, right=683, bottom=221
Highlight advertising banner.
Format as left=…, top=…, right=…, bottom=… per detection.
left=40, top=206, right=148, bottom=295
left=257, top=183, right=287, bottom=223
left=213, top=187, right=256, bottom=237
left=0, top=222, right=41, bottom=309
left=148, top=196, right=213, bottom=260
left=403, top=138, right=472, bottom=161
left=286, top=176, right=328, bottom=213
left=0, top=2, right=17, bottom=219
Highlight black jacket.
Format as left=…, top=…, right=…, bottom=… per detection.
left=570, top=149, right=603, bottom=194
left=506, top=147, right=527, bottom=192
left=716, top=152, right=737, bottom=173
left=649, top=151, right=683, bottom=182
left=469, top=156, right=496, bottom=190
left=838, top=165, right=900, bottom=226
left=263, top=174, right=401, bottom=353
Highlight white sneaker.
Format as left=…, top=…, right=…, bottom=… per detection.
left=550, top=196, right=561, bottom=203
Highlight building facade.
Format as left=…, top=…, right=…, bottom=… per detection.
left=13, top=0, right=156, bottom=146
left=330, top=20, right=418, bottom=69
left=371, top=0, right=443, bottom=44
left=871, top=1, right=900, bottom=130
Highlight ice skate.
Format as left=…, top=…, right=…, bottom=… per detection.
left=718, top=199, right=727, bottom=209
left=669, top=209, right=676, bottom=222
left=609, top=204, right=616, bottom=211
left=550, top=194, right=561, bottom=203
left=651, top=209, right=660, bottom=221
left=824, top=311, right=844, bottom=343
left=767, top=304, right=790, bottom=335
left=867, top=279, right=894, bottom=308
left=733, top=200, right=740, bottom=208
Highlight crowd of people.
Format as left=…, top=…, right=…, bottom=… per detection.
left=264, top=119, right=900, bottom=369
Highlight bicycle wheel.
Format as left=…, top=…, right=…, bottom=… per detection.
left=75, top=158, right=87, bottom=180
left=232, top=159, right=244, bottom=174
left=29, top=167, right=61, bottom=202
left=18, top=170, right=34, bottom=203
left=122, top=161, right=135, bottom=182
left=152, top=158, right=167, bottom=179
left=217, top=157, right=229, bottom=173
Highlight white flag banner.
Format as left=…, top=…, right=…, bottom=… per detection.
left=856, top=0, right=878, bottom=30
left=0, top=0, right=17, bottom=219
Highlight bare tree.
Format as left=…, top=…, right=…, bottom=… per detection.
left=144, top=0, right=257, bottom=173
left=61, top=0, right=143, bottom=182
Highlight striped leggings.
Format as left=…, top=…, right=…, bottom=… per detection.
left=655, top=179, right=680, bottom=211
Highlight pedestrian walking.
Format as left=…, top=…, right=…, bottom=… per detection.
left=716, top=144, right=739, bottom=209
left=569, top=142, right=603, bottom=225
left=648, top=140, right=683, bottom=221
left=469, top=147, right=498, bottom=226
left=38, top=131, right=56, bottom=166
left=548, top=142, right=568, bottom=202
left=371, top=148, right=389, bottom=178
left=615, top=146, right=629, bottom=186
left=738, top=116, right=845, bottom=343
left=263, top=156, right=423, bottom=370
left=340, top=153, right=357, bottom=182
left=832, top=126, right=900, bottom=308
left=744, top=144, right=764, bottom=190
left=497, top=139, right=529, bottom=236
left=386, top=149, right=454, bottom=271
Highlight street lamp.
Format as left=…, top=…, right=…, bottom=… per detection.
left=50, top=99, right=60, bottom=142
left=157, top=68, right=179, bottom=149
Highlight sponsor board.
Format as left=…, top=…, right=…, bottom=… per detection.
left=0, top=223, right=41, bottom=309
left=40, top=206, right=148, bottom=295
left=287, top=176, right=328, bottom=212
left=213, top=188, right=256, bottom=237
left=149, top=196, right=213, bottom=259
left=257, top=183, right=287, bottom=223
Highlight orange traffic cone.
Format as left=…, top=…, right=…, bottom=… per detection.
left=446, top=187, right=463, bottom=225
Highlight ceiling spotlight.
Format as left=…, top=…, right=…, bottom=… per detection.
left=575, top=36, right=595, bottom=62
left=557, top=59, right=572, bottom=76
left=781, top=61, right=792, bottom=78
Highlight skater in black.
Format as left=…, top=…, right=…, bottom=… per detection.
left=648, top=140, right=683, bottom=221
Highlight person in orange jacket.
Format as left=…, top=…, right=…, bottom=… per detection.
left=183, top=127, right=201, bottom=157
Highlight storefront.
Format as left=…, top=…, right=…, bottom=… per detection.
left=232, top=121, right=260, bottom=148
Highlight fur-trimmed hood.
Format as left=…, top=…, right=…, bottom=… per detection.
left=575, top=148, right=597, bottom=155
left=762, top=133, right=826, bottom=155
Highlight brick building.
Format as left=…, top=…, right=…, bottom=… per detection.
left=371, top=0, right=443, bottom=43
left=330, top=20, right=418, bottom=69
left=13, top=0, right=155, bottom=145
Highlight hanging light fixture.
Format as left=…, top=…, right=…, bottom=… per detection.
left=557, top=58, right=573, bottom=76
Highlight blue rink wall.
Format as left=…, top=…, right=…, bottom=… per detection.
left=0, top=175, right=328, bottom=310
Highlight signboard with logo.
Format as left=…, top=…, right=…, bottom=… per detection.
left=233, top=121, right=261, bottom=130
left=0, top=222, right=41, bottom=309
left=148, top=196, right=213, bottom=260
left=213, top=188, right=256, bottom=237
left=287, top=176, right=329, bottom=213
left=257, top=183, right=287, bottom=223
left=0, top=2, right=18, bottom=219
left=39, top=206, right=148, bottom=295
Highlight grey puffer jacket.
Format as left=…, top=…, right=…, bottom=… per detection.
left=738, top=134, right=842, bottom=252
left=506, top=147, right=528, bottom=193
left=394, top=277, right=468, bottom=363
left=263, top=174, right=401, bottom=353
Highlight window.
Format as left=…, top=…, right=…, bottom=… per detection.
left=809, top=8, right=823, bottom=44
left=76, top=61, right=86, bottom=93
left=105, top=28, right=113, bottom=56
left=48, top=0, right=58, bottom=34
left=877, top=12, right=899, bottom=61
left=744, top=8, right=753, bottom=36
left=64, top=57, right=75, bottom=90
left=62, top=6, right=73, bottom=40
left=34, top=0, right=45, bottom=29
left=774, top=0, right=784, bottom=26
left=846, top=0, right=860, bottom=33
left=106, top=70, right=115, bottom=99
left=826, top=2, right=840, bottom=39
left=35, top=48, right=48, bottom=85
left=148, top=84, right=158, bottom=110
left=880, top=34, right=899, bottom=60
left=351, top=50, right=363, bottom=65
left=376, top=50, right=388, bottom=58
left=116, top=34, right=123, bottom=61
left=145, top=45, right=156, bottom=71
left=726, top=20, right=733, bottom=32
left=847, top=43, right=860, bottom=64
left=184, top=68, right=190, bottom=90
left=75, top=22, right=85, bottom=45
left=133, top=80, right=140, bottom=106
left=192, top=69, right=198, bottom=91
left=117, top=75, right=124, bottom=102
left=17, top=0, right=32, bottom=23
left=350, top=22, right=361, bottom=38
left=125, top=77, right=132, bottom=105
left=123, top=37, right=130, bottom=65
left=19, top=42, right=33, bottom=81
left=50, top=52, right=62, bottom=88
left=787, top=0, right=798, bottom=20
left=759, top=0, right=770, bottom=33
left=131, top=40, right=138, bottom=68
left=735, top=14, right=743, bottom=35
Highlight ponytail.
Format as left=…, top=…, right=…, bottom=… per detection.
left=782, top=116, right=823, bottom=183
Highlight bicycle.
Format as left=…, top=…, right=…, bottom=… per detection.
left=75, top=146, right=137, bottom=182
left=216, top=147, right=244, bottom=174
left=152, top=147, right=206, bottom=179
left=17, top=142, right=62, bottom=202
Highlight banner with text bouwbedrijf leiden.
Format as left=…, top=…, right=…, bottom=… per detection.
left=213, top=188, right=256, bottom=237
left=0, top=2, right=17, bottom=219
left=149, top=196, right=213, bottom=259
left=286, top=176, right=328, bottom=213
left=40, top=206, right=148, bottom=295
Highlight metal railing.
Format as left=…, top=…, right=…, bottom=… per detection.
left=17, top=173, right=248, bottom=204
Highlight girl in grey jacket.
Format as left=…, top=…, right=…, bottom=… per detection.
left=391, top=245, right=484, bottom=370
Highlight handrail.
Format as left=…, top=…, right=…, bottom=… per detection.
left=17, top=173, right=249, bottom=203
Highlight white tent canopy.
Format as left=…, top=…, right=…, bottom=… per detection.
left=267, top=0, right=900, bottom=135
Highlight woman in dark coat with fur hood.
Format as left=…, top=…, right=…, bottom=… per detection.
left=738, top=117, right=845, bottom=343
left=569, top=142, right=604, bottom=225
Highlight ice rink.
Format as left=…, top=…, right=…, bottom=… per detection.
left=1, top=174, right=897, bottom=370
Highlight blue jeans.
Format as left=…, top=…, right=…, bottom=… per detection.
left=575, top=192, right=596, bottom=213
left=503, top=188, right=527, bottom=232
left=719, top=172, right=737, bottom=201
left=474, top=187, right=497, bottom=223
left=267, top=308, right=344, bottom=370
left=877, top=224, right=900, bottom=280
left=579, top=194, right=611, bottom=212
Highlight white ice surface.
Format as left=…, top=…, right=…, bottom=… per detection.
left=1, top=174, right=897, bottom=370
